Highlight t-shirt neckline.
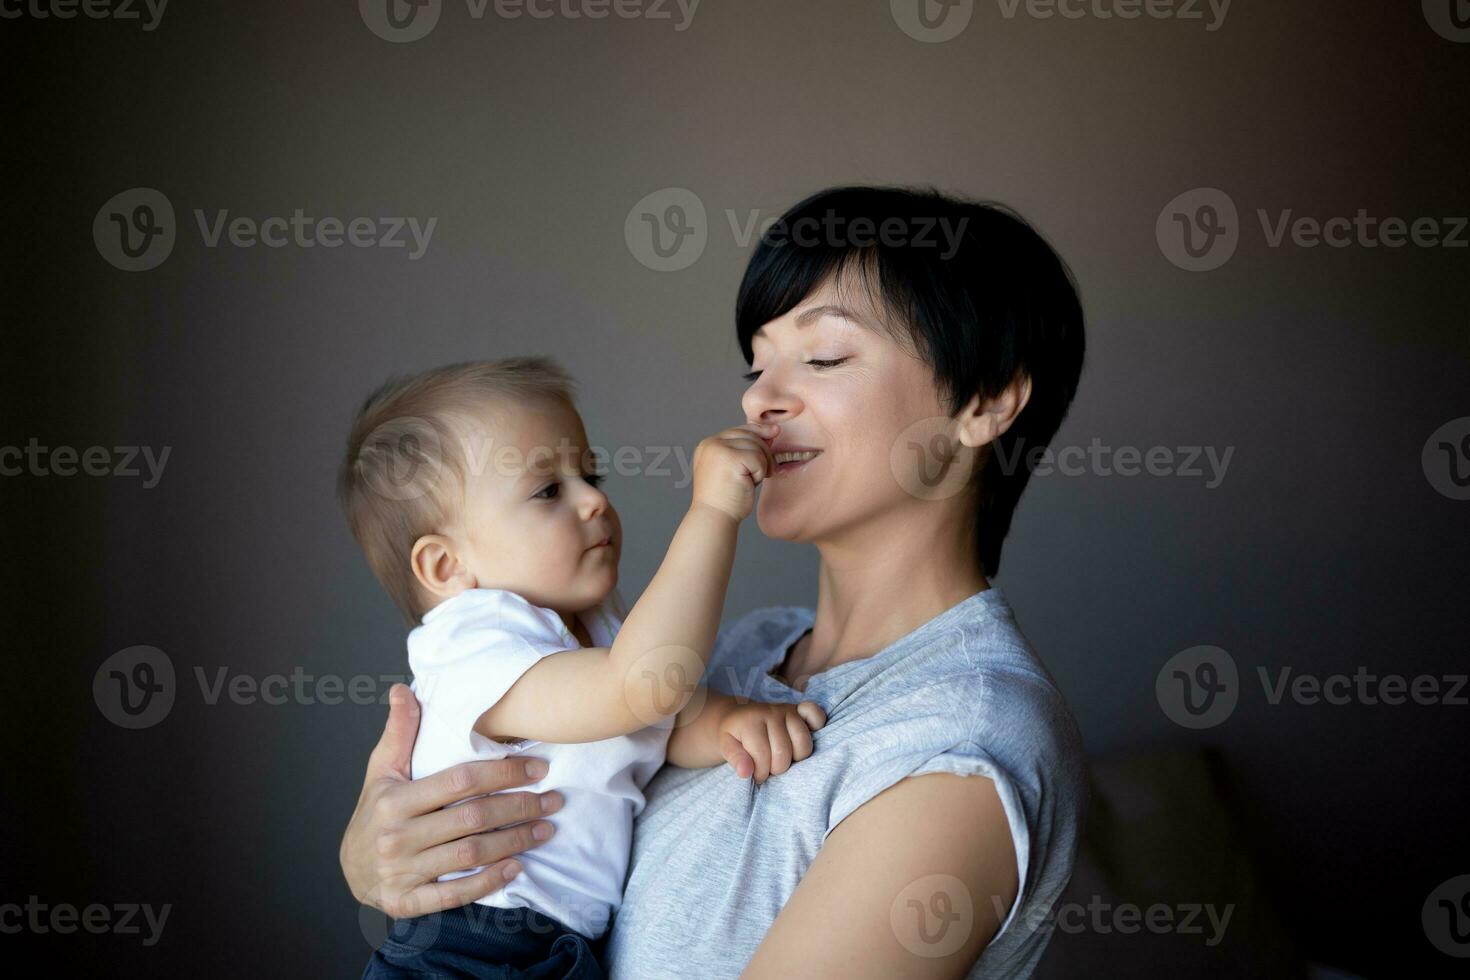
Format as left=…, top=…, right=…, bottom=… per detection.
left=760, top=585, right=1003, bottom=694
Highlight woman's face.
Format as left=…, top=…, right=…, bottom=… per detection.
left=741, top=277, right=961, bottom=545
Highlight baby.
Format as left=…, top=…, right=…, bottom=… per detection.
left=338, top=357, right=825, bottom=979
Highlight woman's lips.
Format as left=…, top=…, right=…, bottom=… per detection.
left=772, top=450, right=821, bottom=475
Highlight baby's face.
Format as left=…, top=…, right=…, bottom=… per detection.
left=450, top=397, right=621, bottom=615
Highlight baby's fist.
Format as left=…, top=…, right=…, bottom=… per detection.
left=690, top=423, right=779, bottom=522
left=718, top=700, right=827, bottom=784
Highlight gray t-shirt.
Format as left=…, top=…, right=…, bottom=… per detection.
left=605, top=586, right=1086, bottom=978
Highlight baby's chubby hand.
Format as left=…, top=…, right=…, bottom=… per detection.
left=690, top=422, right=780, bottom=522
left=718, top=700, right=827, bottom=784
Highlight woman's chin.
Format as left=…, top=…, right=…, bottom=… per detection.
left=755, top=495, right=810, bottom=542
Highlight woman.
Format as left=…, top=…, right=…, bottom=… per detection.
left=340, top=185, right=1088, bottom=978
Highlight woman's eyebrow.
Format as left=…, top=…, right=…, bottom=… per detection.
left=795, top=304, right=870, bottom=329
left=751, top=303, right=872, bottom=341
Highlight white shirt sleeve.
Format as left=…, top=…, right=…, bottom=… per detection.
left=411, top=590, right=579, bottom=759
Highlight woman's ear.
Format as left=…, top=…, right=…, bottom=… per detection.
left=955, top=374, right=1033, bottom=449
left=410, top=534, right=474, bottom=600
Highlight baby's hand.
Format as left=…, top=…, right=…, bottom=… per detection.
left=718, top=700, right=827, bottom=784
left=690, top=423, right=780, bottom=522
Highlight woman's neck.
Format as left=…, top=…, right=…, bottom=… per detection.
left=798, top=509, right=989, bottom=679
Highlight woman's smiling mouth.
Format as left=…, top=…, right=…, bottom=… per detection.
left=772, top=449, right=822, bottom=475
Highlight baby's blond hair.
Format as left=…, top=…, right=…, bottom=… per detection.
left=338, top=357, right=576, bottom=623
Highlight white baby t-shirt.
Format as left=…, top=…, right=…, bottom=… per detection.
left=408, top=587, right=673, bottom=940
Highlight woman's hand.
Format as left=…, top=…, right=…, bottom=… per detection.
left=718, top=699, right=827, bottom=784
left=341, top=684, right=563, bottom=918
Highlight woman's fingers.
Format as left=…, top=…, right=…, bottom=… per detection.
left=412, top=818, right=556, bottom=886
left=390, top=864, right=520, bottom=920
left=365, top=684, right=421, bottom=784
left=389, top=757, right=548, bottom=828
left=720, top=730, right=755, bottom=779
left=403, top=790, right=562, bottom=859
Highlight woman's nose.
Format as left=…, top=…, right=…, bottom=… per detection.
left=741, top=367, right=800, bottom=424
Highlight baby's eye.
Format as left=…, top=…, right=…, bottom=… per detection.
left=533, top=482, right=560, bottom=500
left=585, top=473, right=606, bottom=489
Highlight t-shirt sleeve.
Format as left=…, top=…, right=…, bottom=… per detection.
left=414, top=593, right=577, bottom=759
left=823, top=719, right=1036, bottom=944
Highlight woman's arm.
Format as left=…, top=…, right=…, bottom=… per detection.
left=340, top=685, right=563, bottom=918
left=741, top=772, right=1019, bottom=979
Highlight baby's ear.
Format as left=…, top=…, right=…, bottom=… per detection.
left=410, top=534, right=473, bottom=599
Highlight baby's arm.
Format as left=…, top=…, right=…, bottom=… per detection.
left=667, top=689, right=827, bottom=783
left=474, top=423, right=779, bottom=745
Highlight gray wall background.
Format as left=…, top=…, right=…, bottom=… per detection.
left=4, top=0, right=1467, bottom=976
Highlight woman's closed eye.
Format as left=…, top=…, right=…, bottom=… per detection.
left=742, top=357, right=850, bottom=382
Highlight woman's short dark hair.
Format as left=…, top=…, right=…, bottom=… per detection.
left=735, top=185, right=1086, bottom=578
